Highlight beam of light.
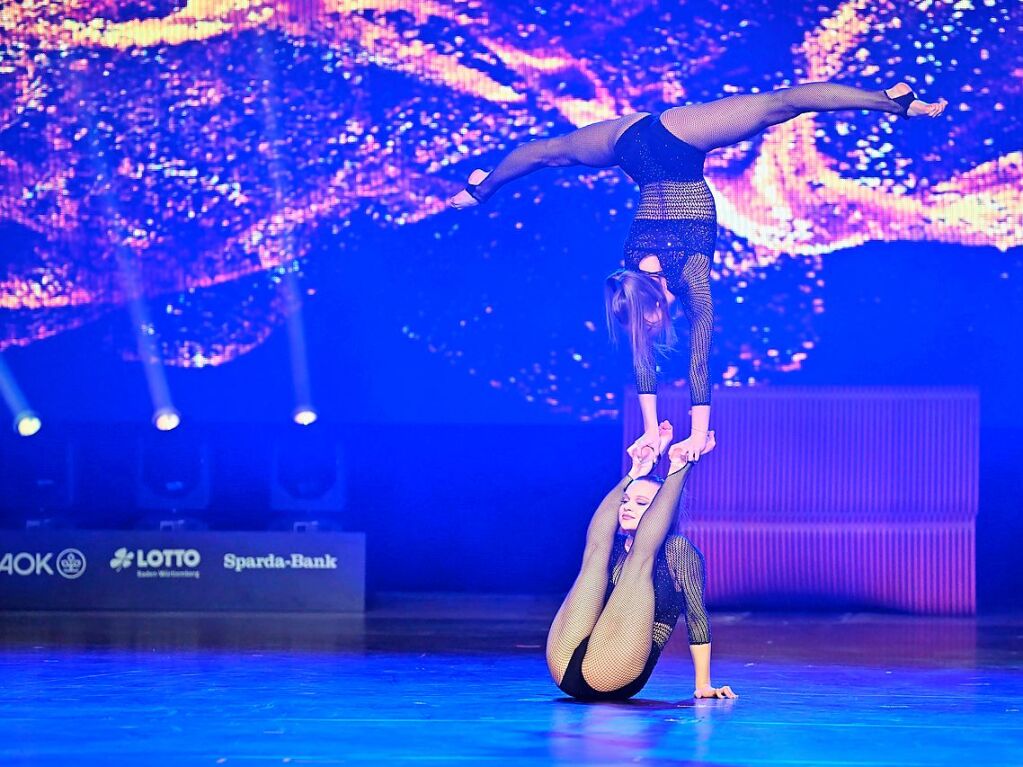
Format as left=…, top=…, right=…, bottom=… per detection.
left=53, top=53, right=183, bottom=430
left=254, top=43, right=317, bottom=428
left=0, top=355, right=41, bottom=436
left=114, top=252, right=183, bottom=425
left=284, top=284, right=316, bottom=424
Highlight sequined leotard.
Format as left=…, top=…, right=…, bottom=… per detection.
left=614, top=115, right=716, bottom=406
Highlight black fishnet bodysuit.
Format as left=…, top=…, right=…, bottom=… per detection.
left=608, top=533, right=711, bottom=651
left=614, top=115, right=715, bottom=404
left=546, top=464, right=710, bottom=701
left=468, top=82, right=901, bottom=407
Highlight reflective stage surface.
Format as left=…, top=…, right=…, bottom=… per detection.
left=1, top=595, right=1021, bottom=766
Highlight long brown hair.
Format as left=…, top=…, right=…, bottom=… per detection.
left=604, top=269, right=678, bottom=383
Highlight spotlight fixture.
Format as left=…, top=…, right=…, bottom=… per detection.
left=0, top=431, right=75, bottom=513
left=271, top=422, right=346, bottom=515
left=14, top=411, right=41, bottom=437
left=136, top=430, right=210, bottom=511
left=153, top=408, right=181, bottom=432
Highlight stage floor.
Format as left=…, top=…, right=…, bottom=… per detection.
left=1, top=594, right=1021, bottom=766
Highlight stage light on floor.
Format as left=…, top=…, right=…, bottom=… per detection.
left=153, top=408, right=181, bottom=432
left=14, top=411, right=42, bottom=437
left=293, top=407, right=318, bottom=426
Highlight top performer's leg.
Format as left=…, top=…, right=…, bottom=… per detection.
left=661, top=81, right=946, bottom=152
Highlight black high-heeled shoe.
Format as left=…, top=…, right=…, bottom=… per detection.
left=884, top=85, right=918, bottom=120
left=464, top=169, right=491, bottom=203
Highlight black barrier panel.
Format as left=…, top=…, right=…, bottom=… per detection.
left=0, top=532, right=364, bottom=612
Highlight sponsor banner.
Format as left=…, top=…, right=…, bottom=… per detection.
left=0, top=531, right=364, bottom=612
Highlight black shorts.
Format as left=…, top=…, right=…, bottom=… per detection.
left=557, top=636, right=661, bottom=701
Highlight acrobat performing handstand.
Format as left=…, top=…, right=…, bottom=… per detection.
left=450, top=81, right=946, bottom=464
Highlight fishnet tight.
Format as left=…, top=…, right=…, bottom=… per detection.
left=665, top=536, right=710, bottom=645
left=630, top=248, right=713, bottom=404
left=546, top=463, right=693, bottom=692
left=660, top=82, right=899, bottom=152
left=636, top=180, right=715, bottom=220
left=473, top=82, right=898, bottom=199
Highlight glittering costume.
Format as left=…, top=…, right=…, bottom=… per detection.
left=546, top=464, right=711, bottom=701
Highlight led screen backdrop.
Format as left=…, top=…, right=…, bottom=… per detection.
left=1, top=0, right=1021, bottom=421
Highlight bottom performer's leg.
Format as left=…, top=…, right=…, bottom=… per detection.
left=545, top=474, right=632, bottom=684
left=580, top=462, right=693, bottom=692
